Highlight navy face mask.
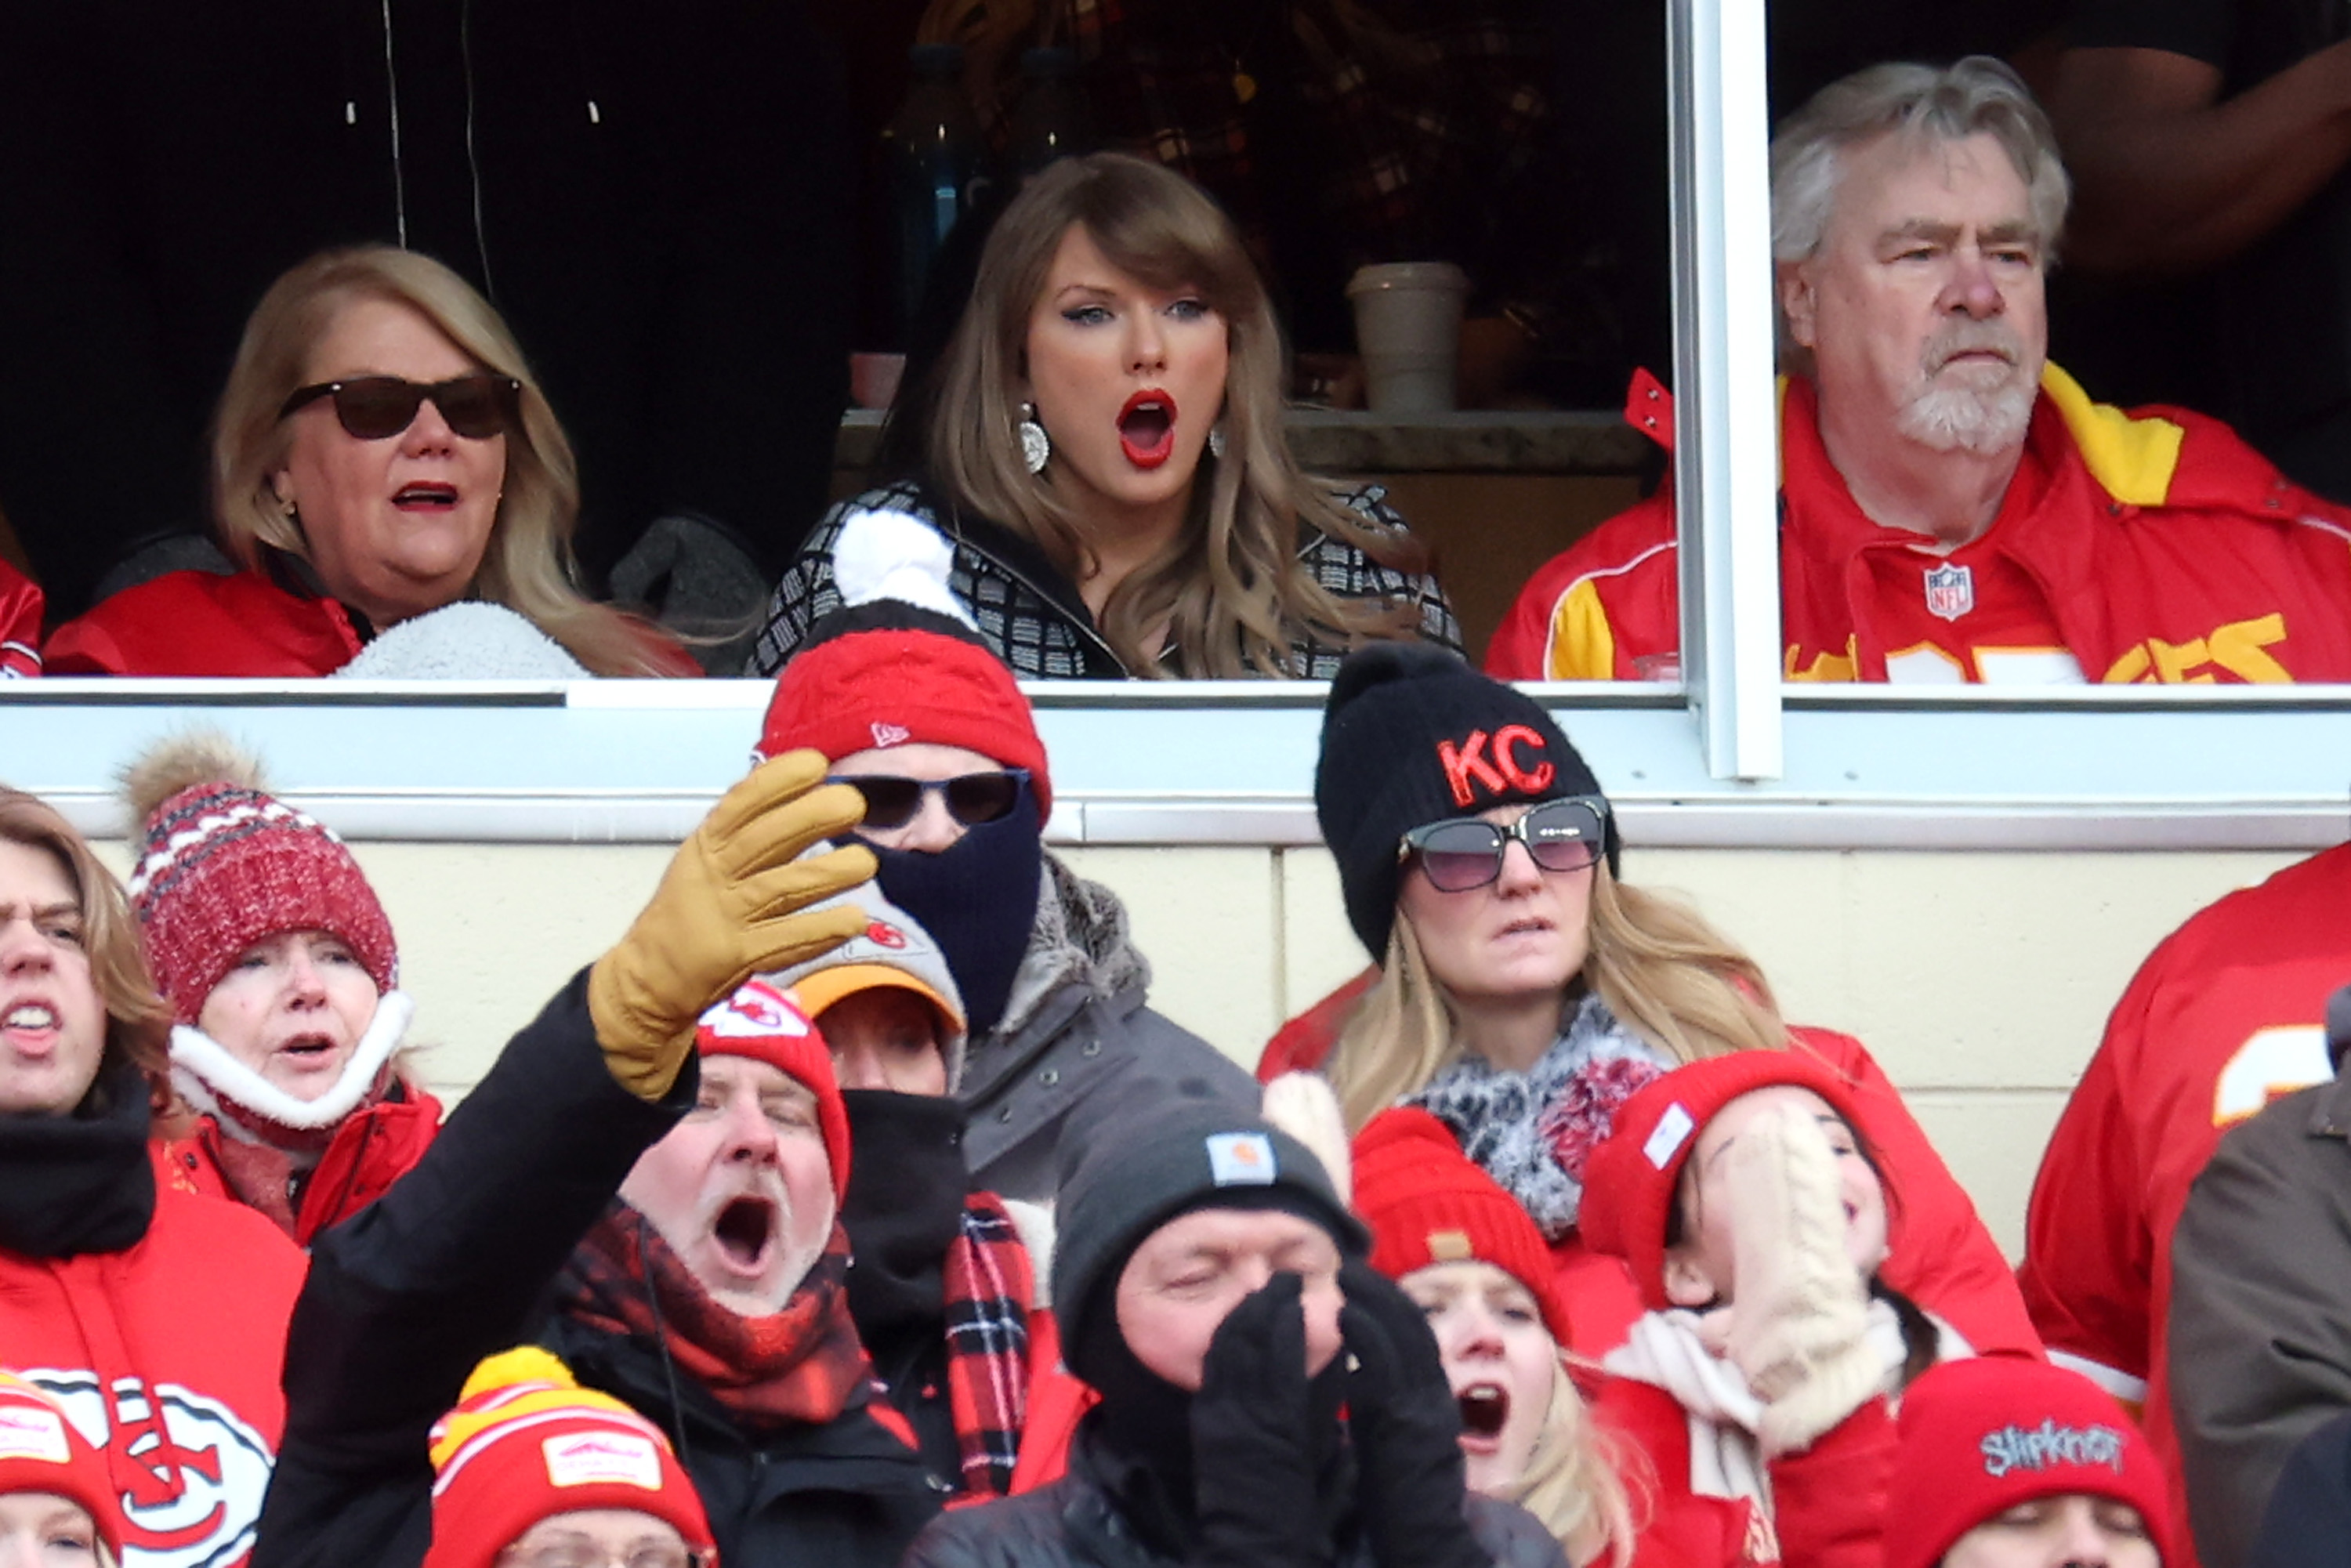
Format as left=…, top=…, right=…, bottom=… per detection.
left=865, top=779, right=1043, bottom=1037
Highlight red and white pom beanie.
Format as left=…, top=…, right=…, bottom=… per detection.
left=122, top=732, right=409, bottom=1142
left=753, top=509, right=1052, bottom=817
left=426, top=1348, right=715, bottom=1568
left=0, top=1371, right=121, bottom=1561
left=1886, top=1359, right=2178, bottom=1568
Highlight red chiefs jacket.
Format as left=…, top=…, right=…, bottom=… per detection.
left=155, top=1087, right=444, bottom=1248
left=1487, top=367, right=2351, bottom=683
left=1257, top=978, right=2041, bottom=1360
left=2016, top=842, right=2351, bottom=1568
left=44, top=567, right=365, bottom=676
left=0, top=556, right=40, bottom=675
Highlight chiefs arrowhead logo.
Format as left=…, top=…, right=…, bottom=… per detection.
left=867, top=922, right=907, bottom=950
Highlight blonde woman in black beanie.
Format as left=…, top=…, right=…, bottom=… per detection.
left=1305, top=644, right=2034, bottom=1362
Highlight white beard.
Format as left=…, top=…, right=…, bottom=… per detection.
left=1896, top=373, right=2036, bottom=454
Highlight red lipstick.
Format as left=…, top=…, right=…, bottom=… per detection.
left=1117, top=389, right=1178, bottom=469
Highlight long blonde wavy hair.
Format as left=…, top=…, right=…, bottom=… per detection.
left=1512, top=1356, right=1642, bottom=1568
left=926, top=152, right=1425, bottom=676
left=1327, top=862, right=1791, bottom=1132
left=211, top=246, right=671, bottom=676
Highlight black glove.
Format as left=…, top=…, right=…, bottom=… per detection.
left=1339, top=1258, right=1491, bottom=1568
left=1190, top=1272, right=1339, bottom=1568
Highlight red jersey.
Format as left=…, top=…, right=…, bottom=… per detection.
left=2017, top=842, right=2351, bottom=1566
left=1487, top=367, right=2351, bottom=684
left=3, top=1182, right=308, bottom=1568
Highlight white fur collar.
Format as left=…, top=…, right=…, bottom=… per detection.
left=170, top=990, right=414, bottom=1141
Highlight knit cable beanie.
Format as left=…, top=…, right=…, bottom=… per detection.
left=425, top=1348, right=716, bottom=1568
left=755, top=509, right=1052, bottom=816
left=1886, top=1358, right=2178, bottom=1568
left=1314, top=643, right=1615, bottom=957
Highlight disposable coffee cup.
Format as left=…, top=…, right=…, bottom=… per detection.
left=1346, top=262, right=1470, bottom=414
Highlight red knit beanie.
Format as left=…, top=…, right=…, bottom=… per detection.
left=426, top=1348, right=716, bottom=1568
left=1578, top=1050, right=1871, bottom=1310
left=0, top=1372, right=120, bottom=1559
left=125, top=748, right=397, bottom=1024
left=1351, top=1107, right=1573, bottom=1346
left=1886, top=1359, right=2177, bottom=1568
left=755, top=628, right=1052, bottom=818
left=694, top=979, right=852, bottom=1200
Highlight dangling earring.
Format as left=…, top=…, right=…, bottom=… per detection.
left=1017, top=402, right=1051, bottom=475
left=1207, top=422, right=1227, bottom=459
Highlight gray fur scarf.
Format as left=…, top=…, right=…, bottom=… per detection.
left=1407, top=993, right=1675, bottom=1240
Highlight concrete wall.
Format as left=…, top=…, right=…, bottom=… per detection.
left=103, top=837, right=2302, bottom=1258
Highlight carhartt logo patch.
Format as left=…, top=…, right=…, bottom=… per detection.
left=543, top=1430, right=663, bottom=1490
left=871, top=721, right=912, bottom=748
left=0, top=1405, right=68, bottom=1464
left=1205, top=1132, right=1277, bottom=1186
left=1436, top=725, right=1556, bottom=808
left=1644, top=1103, right=1695, bottom=1169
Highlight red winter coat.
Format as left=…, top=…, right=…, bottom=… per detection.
left=2016, top=842, right=2351, bottom=1568
left=155, top=1087, right=444, bottom=1248
left=3, top=1181, right=307, bottom=1567
left=1257, top=972, right=2041, bottom=1360
left=1487, top=366, right=2351, bottom=683
left=0, top=556, right=41, bottom=675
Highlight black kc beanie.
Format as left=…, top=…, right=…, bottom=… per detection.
left=1051, top=1079, right=1367, bottom=1388
left=1314, top=643, right=1617, bottom=958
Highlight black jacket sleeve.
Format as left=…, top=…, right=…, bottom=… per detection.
left=251, top=967, right=693, bottom=1568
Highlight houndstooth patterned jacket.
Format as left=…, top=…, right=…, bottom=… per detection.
left=748, top=480, right=1462, bottom=679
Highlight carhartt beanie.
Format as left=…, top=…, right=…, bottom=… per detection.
left=1886, top=1359, right=2177, bottom=1568
left=121, top=731, right=397, bottom=1023
left=1052, top=1081, right=1367, bottom=1382
left=1579, top=1050, right=1871, bottom=1310
left=755, top=509, right=1052, bottom=817
left=0, top=1372, right=120, bottom=1559
left=1314, top=643, right=1614, bottom=958
left=1351, top=1106, right=1573, bottom=1346
left=426, top=1348, right=715, bottom=1568
left=694, top=978, right=853, bottom=1200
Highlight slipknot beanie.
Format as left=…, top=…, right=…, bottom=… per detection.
left=0, top=1372, right=120, bottom=1559
left=1314, top=643, right=1615, bottom=957
left=755, top=509, right=1052, bottom=817
left=426, top=1348, right=715, bottom=1568
left=122, top=731, right=397, bottom=1023
left=1351, top=1106, right=1574, bottom=1346
left=695, top=977, right=853, bottom=1200
left=1886, top=1359, right=2177, bottom=1568
left=1578, top=1049, right=1871, bottom=1310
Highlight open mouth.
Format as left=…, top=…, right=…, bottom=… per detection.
left=277, top=1032, right=340, bottom=1066
left=392, top=482, right=460, bottom=511
left=1117, top=390, right=1177, bottom=469
left=712, top=1195, right=779, bottom=1275
left=1496, top=917, right=1554, bottom=939
left=1458, top=1383, right=1510, bottom=1442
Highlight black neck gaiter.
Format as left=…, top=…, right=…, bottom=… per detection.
left=0, top=1059, right=158, bottom=1258
left=867, top=793, right=1044, bottom=1037
left=840, top=1088, right=971, bottom=1337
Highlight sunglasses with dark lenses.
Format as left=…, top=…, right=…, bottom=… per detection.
left=277, top=373, right=524, bottom=441
left=831, top=768, right=1030, bottom=830
left=1399, top=795, right=1610, bottom=893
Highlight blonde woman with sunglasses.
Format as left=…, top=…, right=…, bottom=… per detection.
left=45, top=247, right=691, bottom=677
left=1301, top=643, right=2041, bottom=1363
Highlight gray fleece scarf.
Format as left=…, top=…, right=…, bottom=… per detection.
left=1407, top=993, right=1674, bottom=1240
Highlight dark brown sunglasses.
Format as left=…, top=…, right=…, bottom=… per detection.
left=277, top=373, right=523, bottom=441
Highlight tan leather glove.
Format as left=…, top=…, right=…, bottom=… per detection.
left=588, top=749, right=875, bottom=1099
left=1719, top=1100, right=1882, bottom=1457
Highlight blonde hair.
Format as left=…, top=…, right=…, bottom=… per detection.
left=0, top=790, right=172, bottom=1109
left=1328, top=862, right=1790, bottom=1130
left=926, top=152, right=1427, bottom=676
left=1512, top=1357, right=1640, bottom=1568
left=211, top=246, right=672, bottom=676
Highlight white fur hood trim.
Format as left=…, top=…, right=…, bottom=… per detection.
left=171, top=989, right=415, bottom=1139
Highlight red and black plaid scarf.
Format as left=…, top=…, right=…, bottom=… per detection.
left=941, top=1191, right=1036, bottom=1499
left=559, top=1202, right=875, bottom=1431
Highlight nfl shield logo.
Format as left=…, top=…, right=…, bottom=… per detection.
left=1922, top=563, right=1974, bottom=622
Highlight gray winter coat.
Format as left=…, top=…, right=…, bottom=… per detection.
left=956, top=856, right=1258, bottom=1203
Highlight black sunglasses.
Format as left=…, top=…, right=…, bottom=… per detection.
left=1399, top=795, right=1610, bottom=893
left=277, top=373, right=523, bottom=441
left=831, top=768, right=1030, bottom=831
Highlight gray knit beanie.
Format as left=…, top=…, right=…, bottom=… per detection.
left=759, top=871, right=970, bottom=1091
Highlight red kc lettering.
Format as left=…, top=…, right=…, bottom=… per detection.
left=1493, top=725, right=1556, bottom=793
left=1437, top=730, right=1506, bottom=806
left=1438, top=726, right=1556, bottom=807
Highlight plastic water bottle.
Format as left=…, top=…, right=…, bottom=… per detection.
left=1006, top=47, right=1087, bottom=182
left=880, top=44, right=987, bottom=344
